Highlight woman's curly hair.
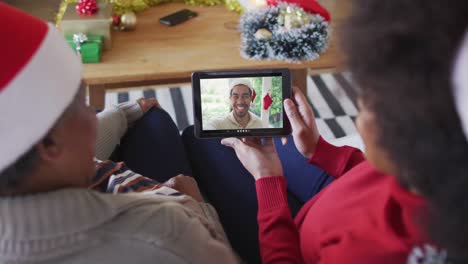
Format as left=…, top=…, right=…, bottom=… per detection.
left=341, top=0, right=468, bottom=261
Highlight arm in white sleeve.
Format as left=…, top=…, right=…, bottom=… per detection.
left=95, top=102, right=143, bottom=160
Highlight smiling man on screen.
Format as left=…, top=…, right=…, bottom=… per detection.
left=205, top=79, right=263, bottom=130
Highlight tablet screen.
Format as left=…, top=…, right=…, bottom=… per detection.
left=192, top=69, right=291, bottom=138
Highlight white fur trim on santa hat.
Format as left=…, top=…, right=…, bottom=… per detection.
left=0, top=23, right=82, bottom=172
left=230, top=79, right=254, bottom=92
left=453, top=29, right=468, bottom=140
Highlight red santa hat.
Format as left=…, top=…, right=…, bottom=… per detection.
left=266, top=0, right=331, bottom=22
left=453, top=30, right=468, bottom=140
left=0, top=3, right=82, bottom=172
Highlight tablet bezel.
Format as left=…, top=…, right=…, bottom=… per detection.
left=192, top=68, right=292, bottom=138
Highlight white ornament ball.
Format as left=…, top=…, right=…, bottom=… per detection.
left=254, top=28, right=272, bottom=40
left=120, top=11, right=137, bottom=31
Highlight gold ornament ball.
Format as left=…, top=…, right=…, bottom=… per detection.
left=120, top=11, right=137, bottom=31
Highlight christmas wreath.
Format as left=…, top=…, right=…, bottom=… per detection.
left=240, top=2, right=330, bottom=62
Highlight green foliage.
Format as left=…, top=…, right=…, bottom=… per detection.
left=201, top=79, right=230, bottom=123
left=269, top=76, right=283, bottom=127
left=251, top=77, right=262, bottom=116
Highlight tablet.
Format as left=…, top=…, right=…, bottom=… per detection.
left=192, top=68, right=292, bottom=138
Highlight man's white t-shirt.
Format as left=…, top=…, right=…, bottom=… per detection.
left=205, top=111, right=264, bottom=130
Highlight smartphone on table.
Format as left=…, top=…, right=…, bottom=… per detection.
left=159, top=9, right=198, bottom=26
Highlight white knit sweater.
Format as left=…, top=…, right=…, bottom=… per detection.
left=0, top=103, right=239, bottom=263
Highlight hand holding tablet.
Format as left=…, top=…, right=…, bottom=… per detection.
left=192, top=68, right=292, bottom=138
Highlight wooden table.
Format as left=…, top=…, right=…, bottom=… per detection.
left=83, top=1, right=346, bottom=109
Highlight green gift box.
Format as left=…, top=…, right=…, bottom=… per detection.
left=66, top=34, right=103, bottom=63
left=60, top=2, right=113, bottom=51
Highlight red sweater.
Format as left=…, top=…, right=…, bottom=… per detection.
left=255, top=137, right=435, bottom=263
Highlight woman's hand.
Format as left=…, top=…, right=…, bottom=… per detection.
left=137, top=98, right=161, bottom=113
left=163, top=175, right=205, bottom=202
left=283, top=86, right=320, bottom=159
left=221, top=137, right=283, bottom=180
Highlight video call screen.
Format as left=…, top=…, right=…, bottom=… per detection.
left=192, top=69, right=291, bottom=138
left=200, top=75, right=283, bottom=131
